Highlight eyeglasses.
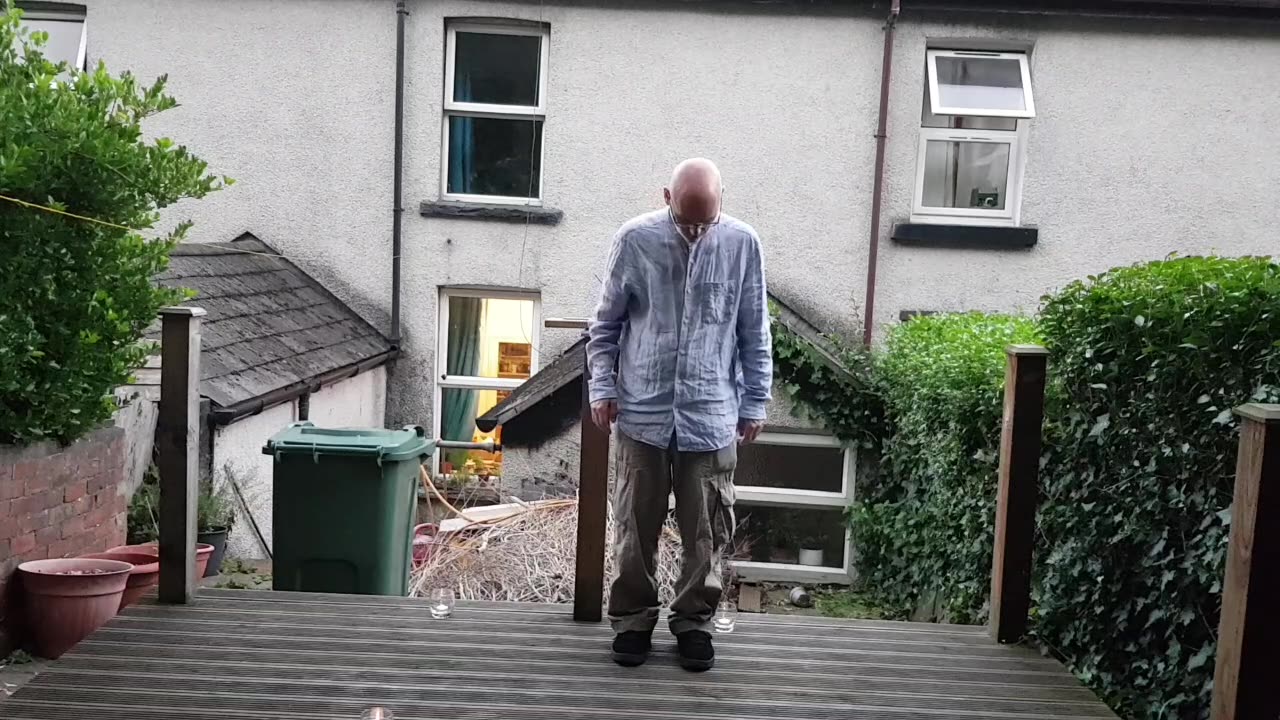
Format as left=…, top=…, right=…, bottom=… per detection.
left=670, top=208, right=721, bottom=240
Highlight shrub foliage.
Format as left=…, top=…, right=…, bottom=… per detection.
left=0, top=10, right=224, bottom=444
left=1034, top=256, right=1280, bottom=718
left=771, top=256, right=1279, bottom=719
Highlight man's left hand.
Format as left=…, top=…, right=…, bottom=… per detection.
left=737, top=418, right=764, bottom=444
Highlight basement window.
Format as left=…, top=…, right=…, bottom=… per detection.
left=912, top=49, right=1036, bottom=227
left=442, top=22, right=549, bottom=205
left=731, top=431, right=855, bottom=585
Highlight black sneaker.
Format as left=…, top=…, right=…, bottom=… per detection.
left=611, top=631, right=652, bottom=666
left=676, top=630, right=715, bottom=671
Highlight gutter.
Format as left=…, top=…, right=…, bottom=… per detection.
left=862, top=0, right=900, bottom=348
left=208, top=349, right=401, bottom=426
left=389, top=0, right=408, bottom=348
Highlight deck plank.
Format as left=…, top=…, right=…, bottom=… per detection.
left=6, top=590, right=1118, bottom=720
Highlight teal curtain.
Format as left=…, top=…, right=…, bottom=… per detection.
left=442, top=297, right=482, bottom=446
left=448, top=71, right=475, bottom=194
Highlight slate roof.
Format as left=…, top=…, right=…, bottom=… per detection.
left=150, top=234, right=393, bottom=410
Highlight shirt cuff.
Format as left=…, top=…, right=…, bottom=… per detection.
left=589, top=379, right=617, bottom=404
left=738, top=398, right=767, bottom=421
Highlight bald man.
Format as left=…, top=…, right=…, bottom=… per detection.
left=587, top=158, right=772, bottom=671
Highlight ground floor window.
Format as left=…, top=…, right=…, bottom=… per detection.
left=731, top=431, right=855, bottom=584
left=434, top=289, right=539, bottom=484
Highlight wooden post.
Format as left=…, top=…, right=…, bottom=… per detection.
left=157, top=306, right=206, bottom=604
left=573, top=343, right=609, bottom=622
left=1210, top=404, right=1280, bottom=720
left=989, top=344, right=1048, bottom=644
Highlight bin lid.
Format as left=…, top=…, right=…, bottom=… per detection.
left=263, top=422, right=435, bottom=462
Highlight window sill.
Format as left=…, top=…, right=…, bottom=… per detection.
left=891, top=222, right=1037, bottom=250
left=420, top=200, right=563, bottom=225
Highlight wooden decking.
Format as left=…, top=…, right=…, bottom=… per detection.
left=5, top=588, right=1117, bottom=719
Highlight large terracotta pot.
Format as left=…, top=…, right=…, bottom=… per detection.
left=80, top=551, right=161, bottom=608
left=18, top=558, right=132, bottom=659
left=108, top=542, right=214, bottom=578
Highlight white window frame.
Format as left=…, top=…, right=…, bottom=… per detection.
left=432, top=288, right=541, bottom=476
left=441, top=22, right=549, bottom=206
left=730, top=431, right=856, bottom=585
left=17, top=4, right=87, bottom=72
left=911, top=127, right=1024, bottom=224
left=926, top=49, right=1035, bottom=119
left=912, top=48, right=1034, bottom=228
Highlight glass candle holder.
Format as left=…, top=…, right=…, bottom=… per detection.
left=430, top=587, right=456, bottom=619
left=713, top=600, right=737, bottom=633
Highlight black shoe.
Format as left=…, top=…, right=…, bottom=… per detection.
left=611, top=631, right=652, bottom=666
left=676, top=630, right=715, bottom=671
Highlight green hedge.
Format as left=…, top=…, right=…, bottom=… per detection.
left=1034, top=256, right=1280, bottom=718
left=0, top=10, right=224, bottom=444
left=772, top=255, right=1280, bottom=719
left=852, top=313, right=1040, bottom=622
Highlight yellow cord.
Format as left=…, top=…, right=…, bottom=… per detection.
left=0, top=192, right=136, bottom=232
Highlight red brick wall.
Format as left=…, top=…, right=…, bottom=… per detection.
left=0, top=426, right=127, bottom=654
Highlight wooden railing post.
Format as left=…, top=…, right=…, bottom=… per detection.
left=1210, top=404, right=1280, bottom=720
left=157, top=306, right=205, bottom=604
left=990, top=344, right=1048, bottom=644
left=573, top=341, right=609, bottom=622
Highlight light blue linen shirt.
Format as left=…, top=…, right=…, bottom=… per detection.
left=587, top=210, right=772, bottom=452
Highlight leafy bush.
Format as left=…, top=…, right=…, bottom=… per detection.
left=852, top=313, right=1041, bottom=622
left=1034, top=256, right=1280, bottom=718
left=0, top=10, right=225, bottom=444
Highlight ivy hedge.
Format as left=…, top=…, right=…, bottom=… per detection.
left=1, top=10, right=224, bottom=444
left=1034, top=256, right=1280, bottom=717
left=771, top=255, right=1280, bottom=718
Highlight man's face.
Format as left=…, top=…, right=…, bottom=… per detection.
left=665, top=187, right=721, bottom=243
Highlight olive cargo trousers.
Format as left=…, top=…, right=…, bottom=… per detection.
left=608, top=431, right=736, bottom=635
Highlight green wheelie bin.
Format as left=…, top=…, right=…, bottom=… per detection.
left=263, top=422, right=433, bottom=596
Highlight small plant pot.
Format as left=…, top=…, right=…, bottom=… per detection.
left=18, top=558, right=132, bottom=659
left=798, top=548, right=826, bottom=567
left=197, top=527, right=230, bottom=578
left=79, top=551, right=161, bottom=609
left=108, top=542, right=215, bottom=578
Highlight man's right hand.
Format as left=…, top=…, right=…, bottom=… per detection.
left=591, top=399, right=619, bottom=433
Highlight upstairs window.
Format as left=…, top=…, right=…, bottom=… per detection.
left=14, top=3, right=86, bottom=72
left=913, top=49, right=1036, bottom=226
left=442, top=22, right=549, bottom=204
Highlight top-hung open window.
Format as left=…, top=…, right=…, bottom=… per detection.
left=926, top=49, right=1035, bottom=119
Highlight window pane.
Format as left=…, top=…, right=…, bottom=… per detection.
left=18, top=19, right=83, bottom=70
left=737, top=505, right=846, bottom=568
left=438, top=388, right=505, bottom=479
left=922, top=84, right=1017, bottom=130
left=453, top=31, right=541, bottom=107
left=921, top=140, right=1010, bottom=210
left=934, top=55, right=1026, bottom=113
left=446, top=116, right=542, bottom=198
left=735, top=442, right=844, bottom=493
left=444, top=296, right=536, bottom=379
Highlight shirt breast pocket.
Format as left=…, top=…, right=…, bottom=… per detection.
left=697, top=282, right=736, bottom=325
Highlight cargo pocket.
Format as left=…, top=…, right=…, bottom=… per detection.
left=710, top=445, right=737, bottom=549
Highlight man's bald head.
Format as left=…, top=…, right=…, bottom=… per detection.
left=664, top=158, right=723, bottom=241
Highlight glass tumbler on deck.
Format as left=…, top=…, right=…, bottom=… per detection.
left=713, top=601, right=737, bottom=633
left=430, top=588, right=456, bottom=619
left=361, top=708, right=395, bottom=720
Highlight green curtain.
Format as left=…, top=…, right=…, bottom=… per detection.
left=442, top=297, right=482, bottom=447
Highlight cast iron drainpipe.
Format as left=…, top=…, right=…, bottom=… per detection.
left=390, top=0, right=408, bottom=348
left=862, top=0, right=901, bottom=348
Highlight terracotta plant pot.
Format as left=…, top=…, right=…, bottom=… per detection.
left=108, top=542, right=214, bottom=578
left=18, top=558, right=132, bottom=659
left=80, top=551, right=161, bottom=608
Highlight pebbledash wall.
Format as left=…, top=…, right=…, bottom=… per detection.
left=79, top=1, right=1280, bottom=464
left=0, top=427, right=128, bottom=654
